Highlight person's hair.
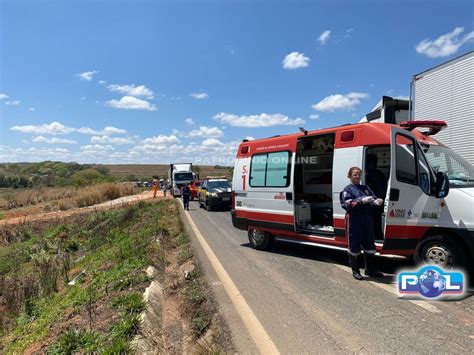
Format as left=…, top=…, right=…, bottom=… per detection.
left=347, top=166, right=362, bottom=178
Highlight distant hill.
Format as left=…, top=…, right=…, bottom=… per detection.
left=0, top=162, right=234, bottom=186
left=103, top=164, right=233, bottom=180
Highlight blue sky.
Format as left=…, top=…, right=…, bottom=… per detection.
left=1, top=0, right=473, bottom=165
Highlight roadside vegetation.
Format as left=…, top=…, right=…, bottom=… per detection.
left=0, top=199, right=230, bottom=353
left=0, top=183, right=140, bottom=219
left=0, top=162, right=112, bottom=188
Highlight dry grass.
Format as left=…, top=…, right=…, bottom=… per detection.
left=0, top=184, right=140, bottom=218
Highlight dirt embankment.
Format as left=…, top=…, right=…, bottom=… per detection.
left=0, top=190, right=168, bottom=228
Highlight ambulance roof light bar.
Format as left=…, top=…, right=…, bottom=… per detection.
left=399, top=120, right=447, bottom=136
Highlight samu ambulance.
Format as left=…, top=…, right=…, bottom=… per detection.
left=231, top=121, right=474, bottom=269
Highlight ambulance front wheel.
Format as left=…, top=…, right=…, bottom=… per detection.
left=248, top=229, right=274, bottom=251
left=414, top=235, right=467, bottom=269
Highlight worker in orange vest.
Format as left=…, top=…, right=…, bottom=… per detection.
left=152, top=179, right=158, bottom=198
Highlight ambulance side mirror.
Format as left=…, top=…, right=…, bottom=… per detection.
left=435, top=171, right=449, bottom=198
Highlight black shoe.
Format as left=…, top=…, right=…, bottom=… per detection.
left=349, top=254, right=364, bottom=281
left=364, top=254, right=384, bottom=277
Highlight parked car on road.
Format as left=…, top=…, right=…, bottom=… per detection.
left=190, top=180, right=203, bottom=201
left=199, top=177, right=232, bottom=211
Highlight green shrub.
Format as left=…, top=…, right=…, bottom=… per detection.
left=49, top=329, right=100, bottom=354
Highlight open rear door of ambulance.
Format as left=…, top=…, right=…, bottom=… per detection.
left=382, top=127, right=439, bottom=256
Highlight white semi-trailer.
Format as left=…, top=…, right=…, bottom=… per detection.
left=410, top=51, right=474, bottom=165
left=168, top=163, right=194, bottom=197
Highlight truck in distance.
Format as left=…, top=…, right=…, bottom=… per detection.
left=168, top=163, right=194, bottom=197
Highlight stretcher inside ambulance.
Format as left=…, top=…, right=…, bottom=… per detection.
left=231, top=121, right=474, bottom=269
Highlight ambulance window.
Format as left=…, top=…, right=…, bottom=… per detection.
left=250, top=154, right=267, bottom=187
left=417, top=144, right=432, bottom=194
left=250, top=151, right=291, bottom=187
left=266, top=151, right=290, bottom=187
left=395, top=133, right=417, bottom=185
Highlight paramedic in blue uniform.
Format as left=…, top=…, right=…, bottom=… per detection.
left=340, top=166, right=384, bottom=280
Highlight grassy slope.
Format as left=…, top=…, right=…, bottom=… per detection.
left=0, top=200, right=174, bottom=353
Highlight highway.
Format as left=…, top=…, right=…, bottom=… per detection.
left=181, top=200, right=474, bottom=353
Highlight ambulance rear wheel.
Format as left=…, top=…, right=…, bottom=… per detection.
left=415, top=235, right=467, bottom=269
left=248, top=229, right=274, bottom=251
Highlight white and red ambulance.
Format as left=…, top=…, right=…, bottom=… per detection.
left=231, top=121, right=474, bottom=269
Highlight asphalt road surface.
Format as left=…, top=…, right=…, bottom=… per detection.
left=182, top=200, right=474, bottom=354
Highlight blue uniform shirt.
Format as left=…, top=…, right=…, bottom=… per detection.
left=340, top=184, right=377, bottom=217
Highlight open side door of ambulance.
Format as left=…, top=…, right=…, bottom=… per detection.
left=382, top=127, right=441, bottom=256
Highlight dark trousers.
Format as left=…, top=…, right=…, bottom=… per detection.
left=183, top=194, right=190, bottom=209
left=345, top=213, right=376, bottom=256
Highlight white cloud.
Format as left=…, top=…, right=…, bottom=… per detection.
left=102, top=126, right=128, bottom=135
left=5, top=100, right=21, bottom=106
left=106, top=96, right=157, bottom=111
left=107, top=84, right=154, bottom=99
left=190, top=92, right=209, bottom=100
left=0, top=93, right=9, bottom=100
left=312, top=92, right=369, bottom=112
left=245, top=136, right=255, bottom=141
left=80, top=144, right=115, bottom=152
left=10, top=121, right=128, bottom=136
left=11, top=122, right=73, bottom=135
left=98, top=80, right=107, bottom=85
left=32, top=136, right=78, bottom=144
left=76, top=70, right=99, bottom=81
left=309, top=114, right=320, bottom=119
left=91, top=135, right=135, bottom=145
left=188, top=126, right=223, bottom=138
left=29, top=107, right=36, bottom=111
left=202, top=138, right=224, bottom=146
left=282, top=52, right=310, bottom=70
left=0, top=146, right=72, bottom=162
left=185, top=118, right=195, bottom=125
left=214, top=112, right=305, bottom=127
left=416, top=27, right=474, bottom=58
left=142, top=134, right=180, bottom=145
left=318, top=30, right=331, bottom=45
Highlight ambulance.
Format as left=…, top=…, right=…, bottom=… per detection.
left=231, top=121, right=474, bottom=269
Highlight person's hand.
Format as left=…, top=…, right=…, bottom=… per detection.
left=374, top=198, right=383, bottom=206
left=361, top=196, right=374, bottom=204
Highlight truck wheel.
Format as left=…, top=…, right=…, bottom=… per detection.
left=248, top=229, right=274, bottom=251
left=205, top=200, right=212, bottom=211
left=414, top=235, right=467, bottom=269
left=199, top=197, right=203, bottom=208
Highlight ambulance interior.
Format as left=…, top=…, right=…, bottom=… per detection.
left=294, top=134, right=335, bottom=235
left=364, top=146, right=390, bottom=242
left=294, top=134, right=390, bottom=240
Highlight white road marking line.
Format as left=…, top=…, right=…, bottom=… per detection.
left=326, top=258, right=441, bottom=314
left=179, top=200, right=280, bottom=354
